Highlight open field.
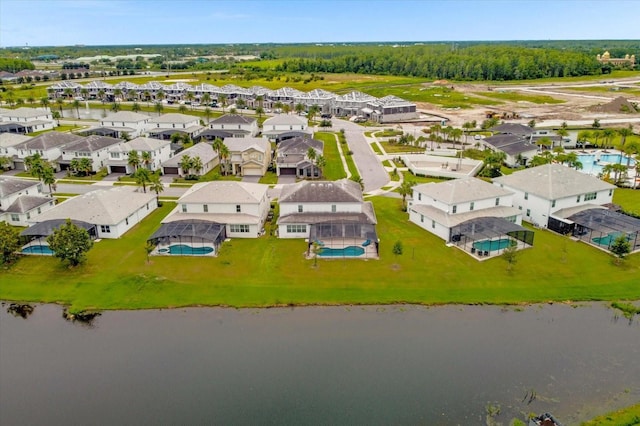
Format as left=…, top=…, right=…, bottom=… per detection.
left=314, top=132, right=347, bottom=180
left=1, top=196, right=638, bottom=312
left=473, top=91, right=565, bottom=104
left=580, top=403, right=640, bottom=426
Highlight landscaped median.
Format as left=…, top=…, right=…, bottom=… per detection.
left=1, top=196, right=639, bottom=312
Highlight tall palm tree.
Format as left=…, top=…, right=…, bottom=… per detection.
left=97, top=89, right=106, bottom=103
left=141, top=151, right=152, bottom=170
left=577, top=130, right=591, bottom=148
left=113, top=88, right=123, bottom=104
left=602, top=128, right=615, bottom=149
left=143, top=90, right=151, bottom=106
left=219, top=144, right=230, bottom=175
left=179, top=154, right=193, bottom=178
left=218, top=94, right=228, bottom=113
left=179, top=105, right=188, bottom=114
left=555, top=127, right=569, bottom=149
left=536, top=136, right=552, bottom=152
left=315, top=155, right=326, bottom=178
left=156, top=90, right=165, bottom=104
left=617, top=125, right=634, bottom=164
left=192, top=156, right=203, bottom=176
left=255, top=106, right=264, bottom=119
left=201, top=93, right=211, bottom=107
left=185, top=92, right=195, bottom=109
left=149, top=175, right=164, bottom=202
left=72, top=100, right=81, bottom=119
left=306, top=147, right=317, bottom=179
left=127, top=150, right=140, bottom=173
left=398, top=180, right=416, bottom=211
left=295, top=103, right=305, bottom=115
left=131, top=102, right=141, bottom=113
left=40, top=97, right=50, bottom=111
left=55, top=98, right=65, bottom=117
left=80, top=88, right=89, bottom=101
left=127, top=89, right=137, bottom=102
left=41, top=166, right=57, bottom=194
left=204, top=107, right=212, bottom=124
left=63, top=88, right=73, bottom=99
left=154, top=102, right=164, bottom=116
left=134, top=168, right=151, bottom=192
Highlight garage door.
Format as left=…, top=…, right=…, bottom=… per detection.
left=243, top=167, right=263, bottom=176
left=163, top=167, right=179, bottom=175
left=110, top=166, right=127, bottom=173
left=279, top=167, right=296, bottom=176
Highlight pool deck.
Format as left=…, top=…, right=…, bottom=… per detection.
left=152, top=243, right=217, bottom=257
left=306, top=238, right=379, bottom=260
left=450, top=239, right=532, bottom=261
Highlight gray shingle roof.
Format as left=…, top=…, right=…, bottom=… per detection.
left=209, top=114, right=257, bottom=125
left=101, top=111, right=150, bottom=123
left=279, top=179, right=363, bottom=203
left=277, top=136, right=323, bottom=156
left=493, top=163, right=616, bottom=200
left=17, top=132, right=83, bottom=151
left=489, top=123, right=534, bottom=136
left=179, top=181, right=268, bottom=204
left=5, top=195, right=51, bottom=213
left=414, top=177, right=514, bottom=205
left=0, top=177, right=39, bottom=198
left=483, top=134, right=537, bottom=156
left=263, top=115, right=307, bottom=126
left=224, top=137, right=270, bottom=154
left=63, top=135, right=122, bottom=153
left=148, top=113, right=200, bottom=124
left=1, top=107, right=51, bottom=119
left=0, top=133, right=31, bottom=148
left=163, top=142, right=218, bottom=168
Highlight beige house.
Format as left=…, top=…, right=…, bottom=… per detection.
left=223, top=137, right=272, bottom=177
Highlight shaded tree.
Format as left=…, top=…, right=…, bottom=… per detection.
left=0, top=222, right=21, bottom=265
left=47, top=219, right=93, bottom=267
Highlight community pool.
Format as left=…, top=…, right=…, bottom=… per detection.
left=319, top=246, right=365, bottom=257
left=21, top=245, right=54, bottom=255
left=577, top=152, right=636, bottom=176
left=158, top=244, right=214, bottom=255
left=472, top=238, right=512, bottom=252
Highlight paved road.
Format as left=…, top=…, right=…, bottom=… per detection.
left=333, top=119, right=389, bottom=192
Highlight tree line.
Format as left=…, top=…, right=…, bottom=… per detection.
left=274, top=45, right=605, bottom=81
left=0, top=58, right=35, bottom=72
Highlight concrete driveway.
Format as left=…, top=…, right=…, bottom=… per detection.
left=333, top=119, right=389, bottom=192
left=277, top=175, right=296, bottom=185
left=242, top=175, right=261, bottom=183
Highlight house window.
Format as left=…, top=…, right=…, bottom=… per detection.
left=26, top=212, right=30, bottom=220
left=182, top=204, right=187, bottom=213
left=37, top=207, right=41, bottom=214
left=204, top=205, right=208, bottom=213
left=431, top=220, right=436, bottom=229
left=418, top=193, right=422, bottom=201
left=495, top=198, right=499, bottom=206
left=470, top=202, right=474, bottom=211
left=298, top=205, right=303, bottom=213
left=524, top=192, right=529, bottom=200
left=331, top=205, right=336, bottom=213
left=519, top=206, right=522, bottom=210
left=526, top=209, right=530, bottom=217
left=584, top=192, right=597, bottom=201
left=11, top=214, right=19, bottom=222
left=420, top=215, right=424, bottom=223
left=552, top=200, right=556, bottom=208
left=101, top=225, right=111, bottom=233
left=286, top=224, right=307, bottom=233
left=236, top=204, right=241, bottom=213
left=452, top=205, right=457, bottom=214
left=576, top=195, right=581, bottom=203
left=125, top=218, right=129, bottom=225
left=230, top=224, right=249, bottom=233
left=609, top=189, right=613, bottom=196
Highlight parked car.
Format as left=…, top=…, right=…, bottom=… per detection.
left=321, top=113, right=332, bottom=119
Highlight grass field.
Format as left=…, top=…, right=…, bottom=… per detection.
left=473, top=91, right=565, bottom=104
left=314, top=132, right=347, bottom=180
left=2, top=195, right=638, bottom=312
left=380, top=142, right=424, bottom=154
left=614, top=188, right=640, bottom=215
left=580, top=403, right=640, bottom=426
left=344, top=152, right=360, bottom=180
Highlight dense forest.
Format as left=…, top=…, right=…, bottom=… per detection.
left=0, top=58, right=35, bottom=72
left=274, top=45, right=610, bottom=81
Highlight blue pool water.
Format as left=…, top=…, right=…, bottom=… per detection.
left=158, top=245, right=214, bottom=255
left=319, top=246, right=365, bottom=257
left=472, top=239, right=512, bottom=252
left=21, top=245, right=54, bottom=255
left=592, top=232, right=631, bottom=247
left=577, top=152, right=636, bottom=176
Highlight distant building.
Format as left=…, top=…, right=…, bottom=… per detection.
left=596, top=51, right=636, bottom=67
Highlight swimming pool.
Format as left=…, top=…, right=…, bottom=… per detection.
left=21, top=245, right=54, bottom=255
left=472, top=239, right=513, bottom=252
left=592, top=232, right=630, bottom=247
left=318, top=246, right=365, bottom=257
left=577, top=152, right=636, bottom=176
left=157, top=244, right=214, bottom=255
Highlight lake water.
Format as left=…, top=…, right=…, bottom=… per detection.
left=1, top=303, right=638, bottom=425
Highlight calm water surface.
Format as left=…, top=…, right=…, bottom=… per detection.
left=1, top=303, right=638, bottom=425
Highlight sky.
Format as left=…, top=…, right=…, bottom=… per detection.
left=1, top=0, right=640, bottom=47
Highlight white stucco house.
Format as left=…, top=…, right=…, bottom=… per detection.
left=262, top=114, right=309, bottom=139
left=162, top=142, right=219, bottom=177
left=0, top=133, right=31, bottom=169
left=59, top=135, right=123, bottom=173
left=99, top=111, right=151, bottom=138
left=28, top=186, right=158, bottom=239
left=208, top=114, right=259, bottom=138
left=164, top=181, right=270, bottom=238
left=107, top=137, right=171, bottom=174
left=409, top=177, right=523, bottom=243
left=14, top=132, right=84, bottom=171
left=146, top=113, right=203, bottom=140
left=277, top=179, right=378, bottom=257
left=0, top=107, right=56, bottom=134
left=0, top=177, right=55, bottom=226
left=493, top=163, right=616, bottom=229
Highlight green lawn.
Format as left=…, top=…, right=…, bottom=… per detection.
left=259, top=171, right=278, bottom=185
left=614, top=188, right=640, bottom=215
left=473, top=91, right=565, bottom=104
left=344, top=152, right=360, bottom=180
left=172, top=165, right=241, bottom=183
left=370, top=143, right=383, bottom=154
left=580, top=403, right=640, bottom=426
left=2, top=196, right=638, bottom=312
left=401, top=171, right=450, bottom=185
left=314, top=132, right=347, bottom=180
left=380, top=142, right=424, bottom=154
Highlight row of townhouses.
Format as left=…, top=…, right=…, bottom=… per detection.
left=47, top=80, right=418, bottom=123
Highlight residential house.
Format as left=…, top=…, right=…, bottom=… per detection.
left=482, top=134, right=538, bottom=167
left=207, top=114, right=259, bottom=138
left=59, top=135, right=122, bottom=173
left=408, top=178, right=529, bottom=256
left=277, top=179, right=378, bottom=257
left=98, top=111, right=151, bottom=138
left=275, top=136, right=324, bottom=177
left=28, top=186, right=158, bottom=239
left=165, top=181, right=270, bottom=238
left=0, top=177, right=54, bottom=226
left=493, top=163, right=616, bottom=229
left=223, top=137, right=272, bottom=176
left=162, top=142, right=219, bottom=176
left=0, top=107, right=55, bottom=134
left=107, top=137, right=171, bottom=174
left=262, top=115, right=309, bottom=139
left=0, top=133, right=31, bottom=169
left=47, top=81, right=82, bottom=99
left=365, top=95, right=418, bottom=123
left=331, top=91, right=377, bottom=117
left=147, top=113, right=202, bottom=140
left=14, top=132, right=84, bottom=171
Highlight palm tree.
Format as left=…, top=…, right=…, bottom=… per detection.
left=41, top=165, right=57, bottom=193
left=113, top=88, right=123, bottom=104
left=204, top=107, right=212, bottom=124
left=131, top=102, right=141, bottom=113
left=555, top=127, right=569, bottom=149
left=80, top=88, right=89, bottom=101
left=218, top=94, right=228, bottom=113
left=577, top=130, right=591, bottom=148
left=308, top=104, right=320, bottom=122
left=255, top=95, right=264, bottom=110
left=179, top=154, right=193, bottom=178
left=536, top=136, right=552, bottom=151
left=201, top=93, right=211, bottom=107
left=127, top=89, right=137, bottom=102
left=79, top=158, right=93, bottom=176
left=315, top=155, right=326, bottom=178
left=602, top=128, right=615, bottom=149
left=134, top=168, right=151, bottom=192
left=26, top=96, right=35, bottom=106
left=72, top=100, right=81, bottom=119
left=219, top=144, right=230, bottom=175
left=398, top=180, right=416, bottom=211
left=143, top=90, right=151, bottom=106
left=156, top=90, right=165, bottom=104
left=617, top=125, right=634, bottom=163
left=97, top=89, right=106, bottom=103
left=186, top=92, right=195, bottom=109
left=295, top=103, right=305, bottom=115
left=307, top=147, right=317, bottom=179
left=154, top=102, right=164, bottom=116
left=282, top=104, right=291, bottom=114
left=274, top=101, right=283, bottom=113
left=63, top=88, right=74, bottom=99
left=40, top=97, right=50, bottom=111
left=149, top=175, right=164, bottom=202
left=141, top=151, right=152, bottom=170
left=127, top=150, right=140, bottom=173
left=179, top=105, right=188, bottom=114
left=55, top=98, right=65, bottom=117
left=192, top=156, right=203, bottom=176
left=255, top=106, right=264, bottom=119
left=52, top=111, right=61, bottom=126
left=111, top=102, right=121, bottom=112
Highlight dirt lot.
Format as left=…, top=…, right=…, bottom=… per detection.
left=416, top=76, right=640, bottom=130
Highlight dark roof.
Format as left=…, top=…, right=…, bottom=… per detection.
left=278, top=136, right=323, bottom=155
left=63, top=135, right=121, bottom=152
left=18, top=132, right=83, bottom=150
left=149, top=220, right=226, bottom=243
left=0, top=123, right=27, bottom=133
left=275, top=131, right=310, bottom=143
left=196, top=129, right=234, bottom=139
left=483, top=134, right=537, bottom=156
left=490, top=123, right=534, bottom=136
left=79, top=127, right=119, bottom=137
left=209, top=114, right=256, bottom=125
left=21, top=219, right=96, bottom=237
left=567, top=208, right=640, bottom=235
left=0, top=177, right=38, bottom=198
left=5, top=195, right=51, bottom=213
left=279, top=179, right=363, bottom=204
left=451, top=216, right=534, bottom=244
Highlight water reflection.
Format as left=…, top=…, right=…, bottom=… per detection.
left=0, top=303, right=638, bottom=425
